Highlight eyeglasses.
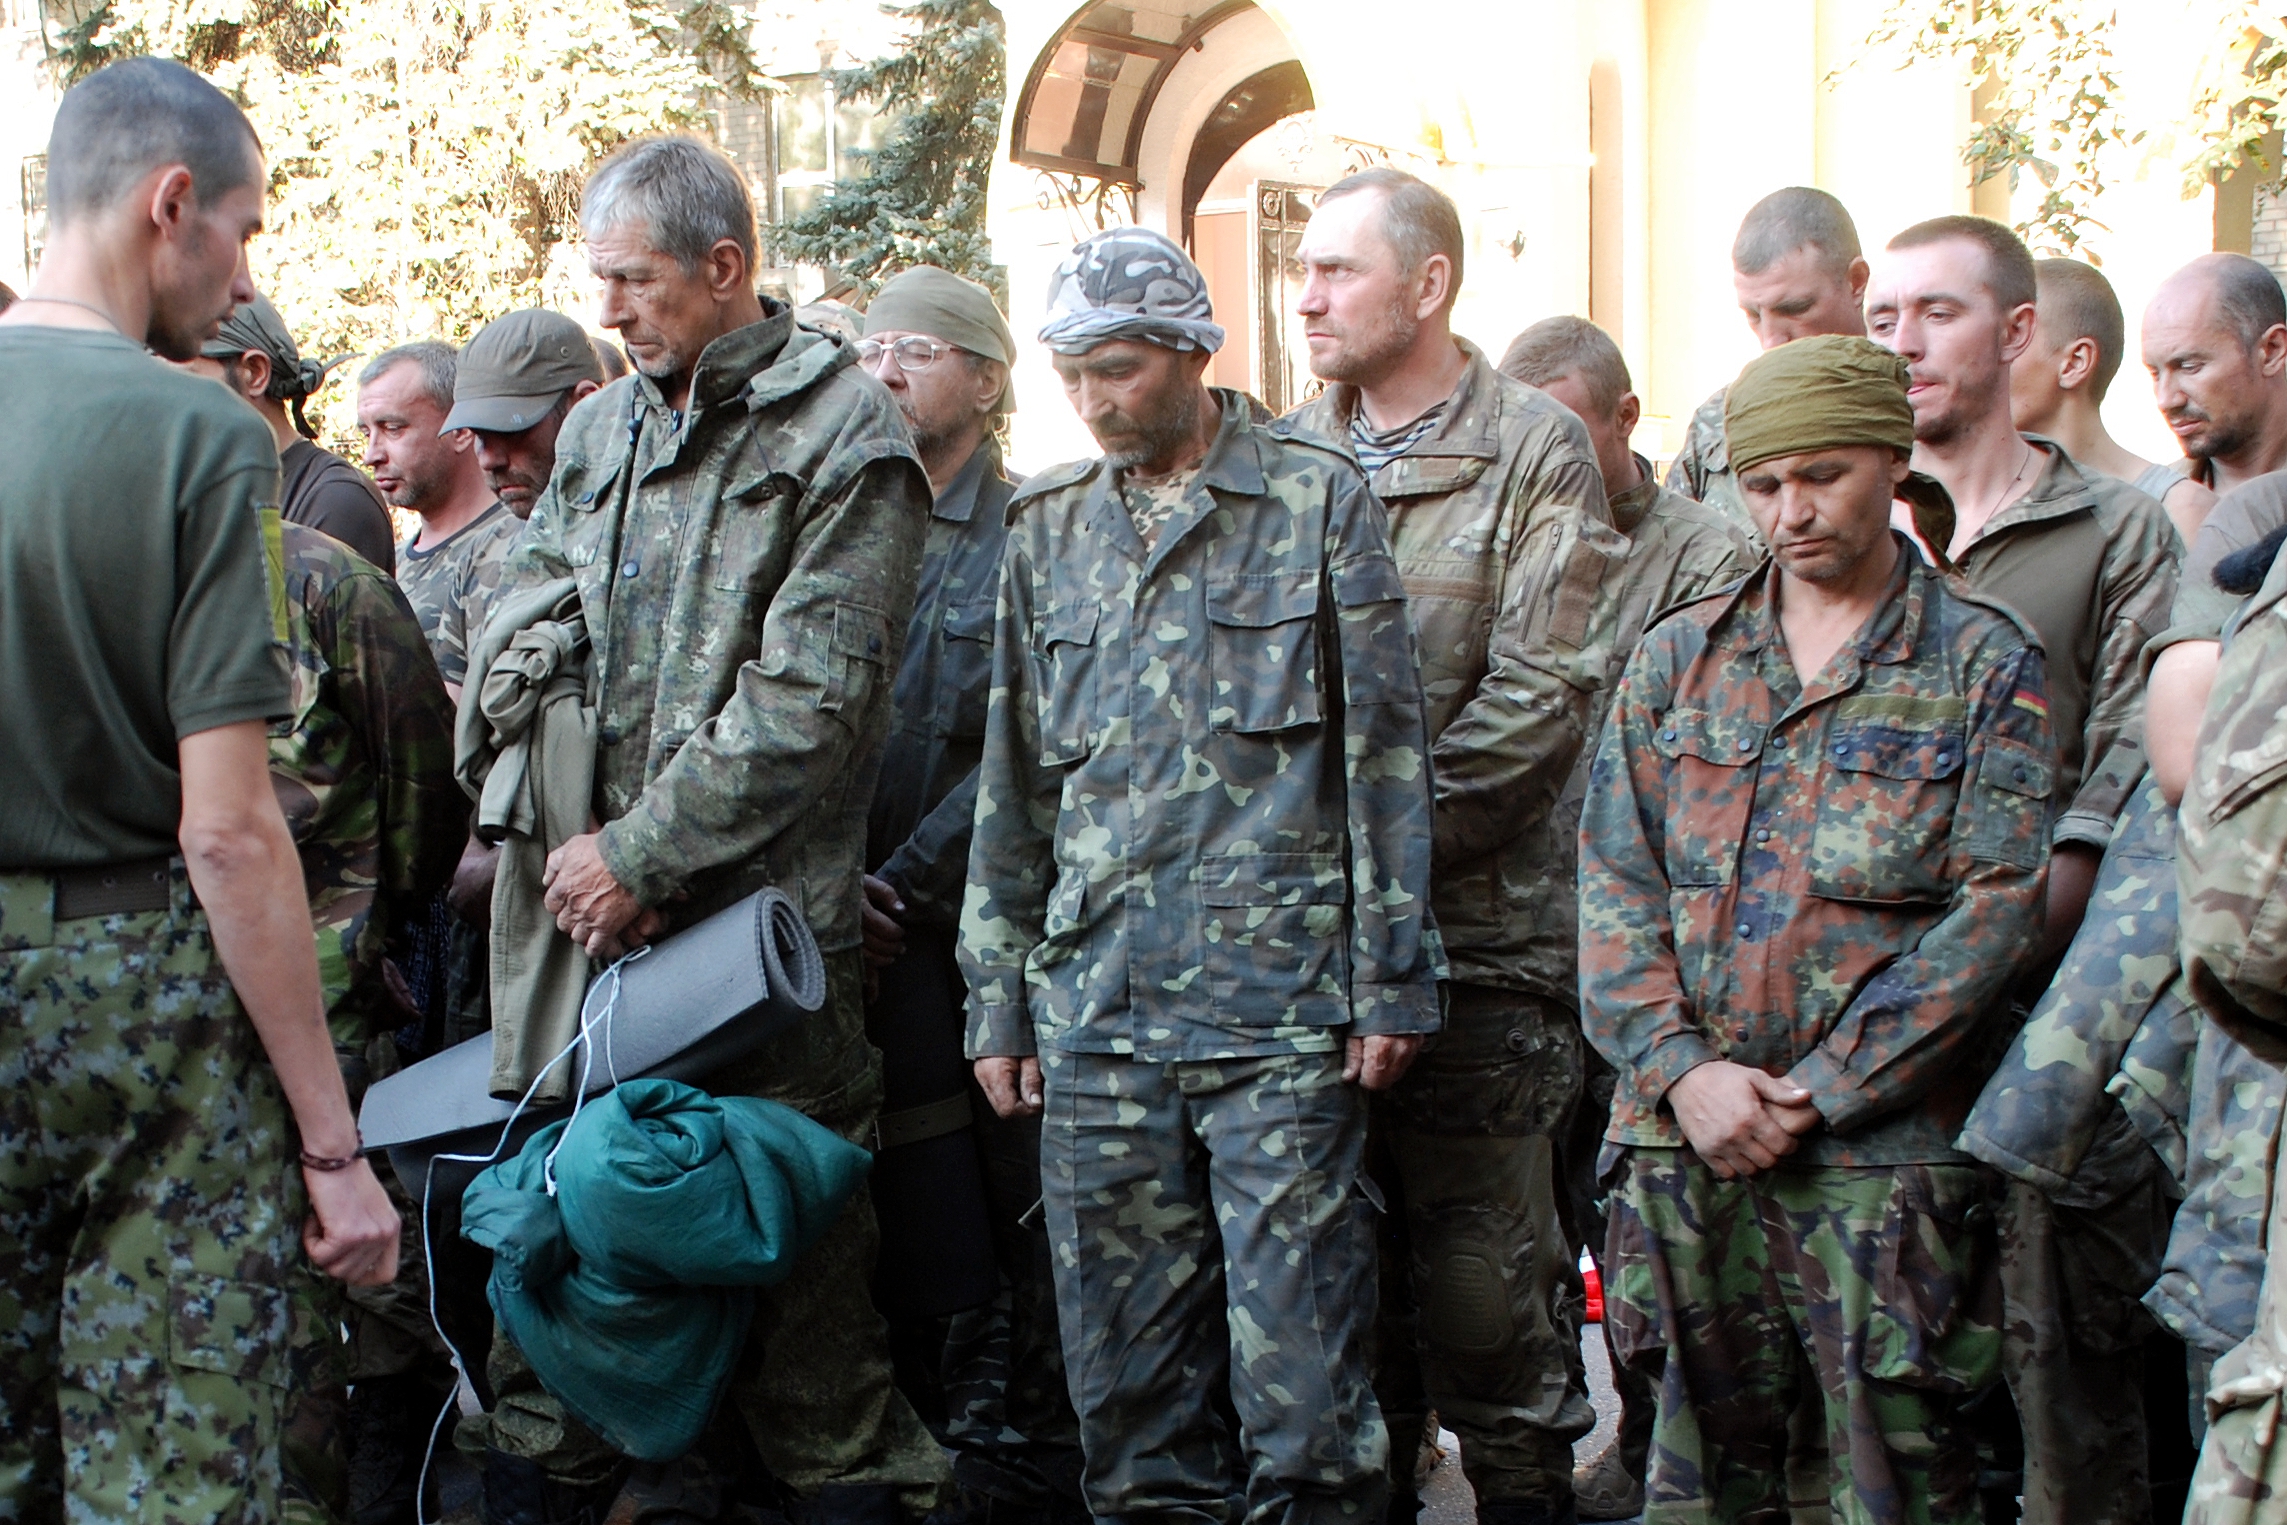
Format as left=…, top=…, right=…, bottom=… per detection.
left=857, top=335, right=957, bottom=372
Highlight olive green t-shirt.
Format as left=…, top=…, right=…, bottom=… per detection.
left=0, top=326, right=291, bottom=867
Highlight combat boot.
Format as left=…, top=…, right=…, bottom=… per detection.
left=480, top=1448, right=624, bottom=1525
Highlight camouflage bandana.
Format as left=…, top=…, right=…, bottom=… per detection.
left=1038, top=227, right=1226, bottom=356
left=1723, top=334, right=1915, bottom=474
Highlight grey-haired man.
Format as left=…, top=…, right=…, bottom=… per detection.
left=463, top=134, right=947, bottom=1525
left=960, top=226, right=1444, bottom=1525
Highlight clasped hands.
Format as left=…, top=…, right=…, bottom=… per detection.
left=1666, top=1059, right=1822, bottom=1179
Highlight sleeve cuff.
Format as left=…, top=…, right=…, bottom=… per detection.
left=965, top=1001, right=1037, bottom=1059
left=1784, top=1045, right=1873, bottom=1132
left=1635, top=1029, right=1721, bottom=1114
left=2052, top=810, right=2118, bottom=852
left=1349, top=980, right=1442, bottom=1036
left=595, top=818, right=676, bottom=909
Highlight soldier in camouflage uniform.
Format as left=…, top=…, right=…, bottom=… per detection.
left=459, top=135, right=948, bottom=1525
left=0, top=58, right=398, bottom=1525
left=2172, top=523, right=2287, bottom=1521
left=960, top=228, right=1444, bottom=1525
left=1582, top=338, right=2055, bottom=1525
left=1499, top=315, right=1759, bottom=1521
left=265, top=522, right=467, bottom=1525
left=1276, top=173, right=1625, bottom=1525
left=1664, top=187, right=1870, bottom=542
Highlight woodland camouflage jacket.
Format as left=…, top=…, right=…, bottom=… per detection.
left=958, top=390, right=1443, bottom=1061
left=503, top=308, right=929, bottom=952
left=1580, top=543, right=2055, bottom=1165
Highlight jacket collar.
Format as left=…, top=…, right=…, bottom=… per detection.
left=1083, top=388, right=1268, bottom=563
left=1958, top=436, right=2100, bottom=551
left=933, top=441, right=995, bottom=524
left=1714, top=532, right=1926, bottom=680
left=1609, top=453, right=1660, bottom=536
left=630, top=300, right=798, bottom=419
left=1318, top=340, right=1501, bottom=497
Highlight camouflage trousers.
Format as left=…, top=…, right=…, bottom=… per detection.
left=1041, top=1047, right=1386, bottom=1525
left=0, top=864, right=305, bottom=1524
left=459, top=952, right=950, bottom=1511
left=1605, top=1149, right=2003, bottom=1525
left=1995, top=1137, right=2174, bottom=1525
left=1369, top=989, right=1595, bottom=1509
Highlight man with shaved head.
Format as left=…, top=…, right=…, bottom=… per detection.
left=2014, top=258, right=2215, bottom=542
left=1666, top=186, right=1871, bottom=532
left=2143, top=252, right=2287, bottom=495
left=0, top=55, right=397, bottom=1522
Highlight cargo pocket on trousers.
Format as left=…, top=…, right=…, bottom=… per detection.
left=1862, top=1166, right=2003, bottom=1392
left=169, top=1271, right=293, bottom=1389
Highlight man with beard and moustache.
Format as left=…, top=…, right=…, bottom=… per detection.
left=850, top=266, right=1088, bottom=1525
left=961, top=227, right=1443, bottom=1525
left=461, top=133, right=949, bottom=1525
left=1275, top=167, right=1627, bottom=1525
left=2141, top=253, right=2287, bottom=497
left=362, top=341, right=516, bottom=702
left=0, top=56, right=398, bottom=1522
left=1581, top=335, right=2053, bottom=1525
left=1868, top=213, right=2182, bottom=1525
left=1665, top=186, right=1871, bottom=536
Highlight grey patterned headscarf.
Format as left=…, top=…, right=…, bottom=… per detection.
left=1037, top=227, right=1226, bottom=356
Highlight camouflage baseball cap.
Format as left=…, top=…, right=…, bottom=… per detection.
left=441, top=308, right=606, bottom=434
left=1037, top=226, right=1225, bottom=356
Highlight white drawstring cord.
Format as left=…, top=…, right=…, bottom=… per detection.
left=406, top=943, right=651, bottom=1525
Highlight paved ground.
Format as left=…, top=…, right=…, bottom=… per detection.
left=1419, top=1326, right=1640, bottom=1525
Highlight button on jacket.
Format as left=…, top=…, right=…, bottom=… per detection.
left=505, top=307, right=929, bottom=951
left=1580, top=542, right=2056, bottom=1166
left=1280, top=343, right=1630, bottom=1007
left=959, top=390, right=1443, bottom=1061
left=866, top=442, right=1020, bottom=930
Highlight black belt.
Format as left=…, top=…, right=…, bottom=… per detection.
left=51, top=857, right=175, bottom=919
left=872, top=1091, right=976, bottom=1153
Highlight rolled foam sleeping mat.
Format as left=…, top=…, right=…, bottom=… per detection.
left=361, top=886, right=826, bottom=1194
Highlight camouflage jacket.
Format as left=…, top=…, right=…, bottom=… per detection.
left=270, top=522, right=464, bottom=1032
left=1949, top=442, right=2178, bottom=851
left=1279, top=342, right=1629, bottom=1003
left=1958, top=774, right=2199, bottom=1199
left=504, top=307, right=929, bottom=952
left=1579, top=542, right=2055, bottom=1165
left=1660, top=384, right=1762, bottom=546
left=867, top=442, right=1019, bottom=931
left=396, top=499, right=523, bottom=687
left=958, top=389, right=1443, bottom=1061
left=2147, top=1015, right=2284, bottom=1354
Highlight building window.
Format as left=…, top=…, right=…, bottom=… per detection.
left=773, top=73, right=886, bottom=224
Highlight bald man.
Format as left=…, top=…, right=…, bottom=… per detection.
left=2143, top=253, right=2287, bottom=496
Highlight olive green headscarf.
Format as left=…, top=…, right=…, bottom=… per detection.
left=1723, top=334, right=1954, bottom=561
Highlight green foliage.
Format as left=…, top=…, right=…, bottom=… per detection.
left=55, top=0, right=761, bottom=399
left=771, top=0, right=1004, bottom=293
left=2181, top=7, right=2287, bottom=195
left=1862, top=0, right=2143, bottom=260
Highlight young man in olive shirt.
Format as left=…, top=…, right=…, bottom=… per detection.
left=0, top=56, right=396, bottom=1524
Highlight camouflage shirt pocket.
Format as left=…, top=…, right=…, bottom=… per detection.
left=1032, top=601, right=1101, bottom=766
left=168, top=1271, right=292, bottom=1389
left=935, top=599, right=996, bottom=739
left=1652, top=708, right=1761, bottom=888
left=1206, top=573, right=1324, bottom=733
left=1198, top=850, right=1351, bottom=1023
left=820, top=600, right=893, bottom=719
left=1810, top=723, right=1967, bottom=902
left=1965, top=736, right=2055, bottom=870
